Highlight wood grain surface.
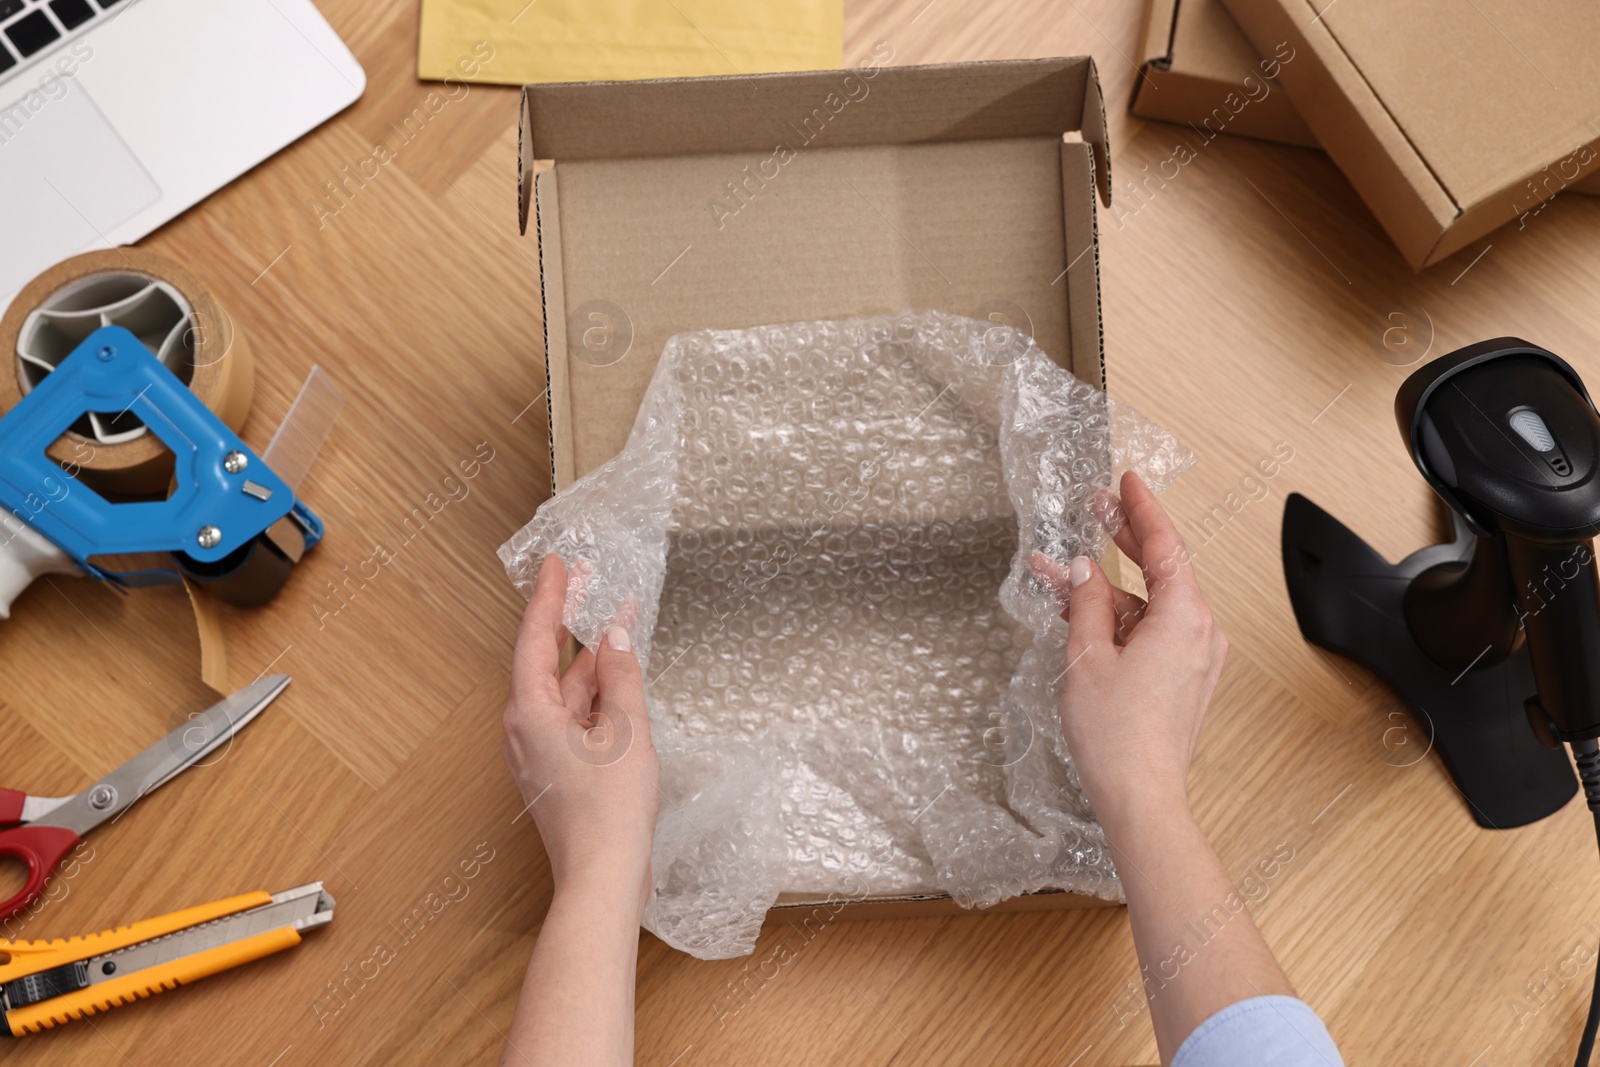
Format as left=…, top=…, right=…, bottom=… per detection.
left=2, top=1, right=1598, bottom=1064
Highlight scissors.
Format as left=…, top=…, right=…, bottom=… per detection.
left=0, top=675, right=289, bottom=921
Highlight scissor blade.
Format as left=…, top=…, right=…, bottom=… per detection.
left=55, top=676, right=289, bottom=835
left=141, top=675, right=290, bottom=793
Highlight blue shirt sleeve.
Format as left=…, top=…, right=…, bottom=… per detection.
left=1172, top=995, right=1345, bottom=1067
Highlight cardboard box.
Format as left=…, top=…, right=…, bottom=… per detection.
left=518, top=58, right=1122, bottom=921
left=1132, top=0, right=1318, bottom=148
left=1219, top=0, right=1600, bottom=268
left=1131, top=0, right=1600, bottom=206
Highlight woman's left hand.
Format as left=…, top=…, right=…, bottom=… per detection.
left=502, top=553, right=660, bottom=915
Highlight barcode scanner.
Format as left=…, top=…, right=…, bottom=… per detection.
left=1400, top=343, right=1600, bottom=744
left=1282, top=337, right=1600, bottom=1066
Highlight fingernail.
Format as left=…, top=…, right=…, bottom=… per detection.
left=1069, top=556, right=1092, bottom=587
left=605, top=626, right=632, bottom=653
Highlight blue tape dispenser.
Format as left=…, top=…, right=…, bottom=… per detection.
left=0, top=325, right=324, bottom=615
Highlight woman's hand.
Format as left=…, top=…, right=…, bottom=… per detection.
left=1034, top=470, right=1228, bottom=830
left=501, top=555, right=659, bottom=1067
left=1038, top=474, right=1310, bottom=1065
left=502, top=553, right=659, bottom=916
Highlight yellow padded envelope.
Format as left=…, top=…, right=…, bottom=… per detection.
left=418, top=0, right=843, bottom=85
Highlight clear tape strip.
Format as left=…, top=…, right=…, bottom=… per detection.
left=262, top=366, right=344, bottom=493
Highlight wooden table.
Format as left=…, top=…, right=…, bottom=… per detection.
left=4, top=1, right=1599, bottom=1063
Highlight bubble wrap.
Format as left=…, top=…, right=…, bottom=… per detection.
left=499, top=311, right=1193, bottom=959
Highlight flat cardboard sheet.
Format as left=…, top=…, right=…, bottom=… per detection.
left=1221, top=0, right=1600, bottom=267
left=418, top=0, right=842, bottom=85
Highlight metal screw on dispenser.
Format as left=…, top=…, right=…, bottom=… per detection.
left=87, top=785, right=116, bottom=811
left=97, top=345, right=114, bottom=361
left=197, top=525, right=222, bottom=549
left=223, top=450, right=248, bottom=474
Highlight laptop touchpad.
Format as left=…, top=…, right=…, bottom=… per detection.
left=0, top=78, right=161, bottom=296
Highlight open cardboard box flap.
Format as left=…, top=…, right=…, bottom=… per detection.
left=517, top=58, right=1124, bottom=921
left=1220, top=0, right=1600, bottom=268
left=519, top=57, right=1112, bottom=490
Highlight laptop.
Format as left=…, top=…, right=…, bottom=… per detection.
left=0, top=0, right=365, bottom=301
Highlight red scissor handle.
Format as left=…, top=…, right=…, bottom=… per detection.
left=0, top=789, right=25, bottom=824
left=0, top=825, right=82, bottom=921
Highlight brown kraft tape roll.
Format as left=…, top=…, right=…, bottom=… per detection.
left=0, top=248, right=253, bottom=497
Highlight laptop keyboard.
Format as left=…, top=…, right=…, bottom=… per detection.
left=0, top=0, right=121, bottom=80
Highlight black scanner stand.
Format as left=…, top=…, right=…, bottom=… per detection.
left=1282, top=492, right=1577, bottom=828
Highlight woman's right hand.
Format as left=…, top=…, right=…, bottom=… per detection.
left=1033, top=470, right=1228, bottom=831
left=1038, top=474, right=1323, bottom=1066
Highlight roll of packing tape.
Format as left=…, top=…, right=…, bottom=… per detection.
left=0, top=249, right=253, bottom=497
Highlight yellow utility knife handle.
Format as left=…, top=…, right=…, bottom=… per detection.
left=0, top=891, right=273, bottom=984
left=7, top=926, right=302, bottom=1035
